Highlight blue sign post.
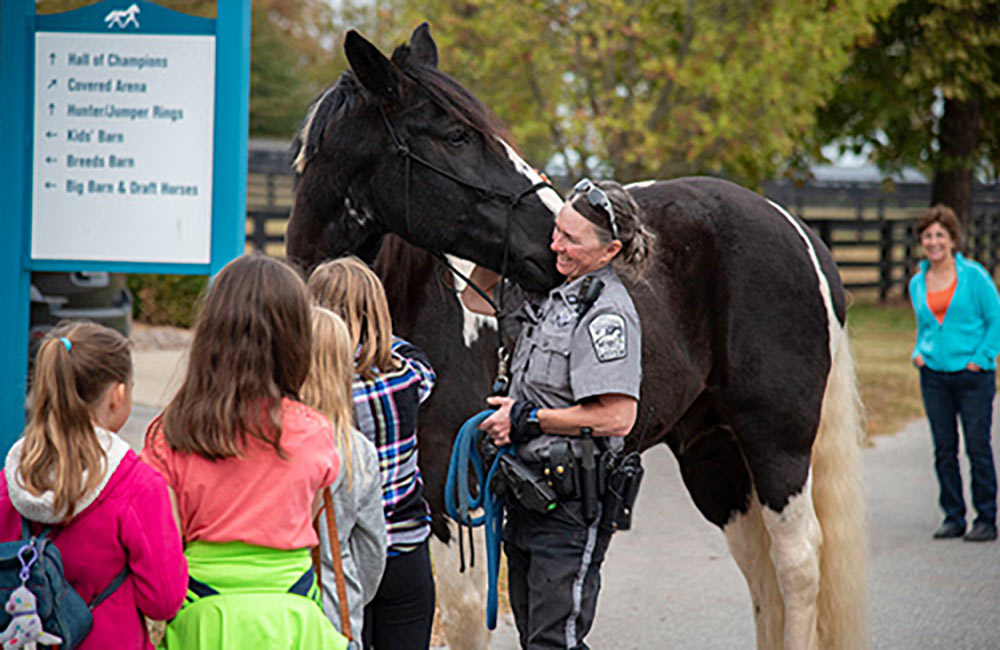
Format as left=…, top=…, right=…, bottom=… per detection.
left=0, top=0, right=250, bottom=454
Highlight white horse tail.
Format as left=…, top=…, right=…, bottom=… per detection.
left=811, top=323, right=868, bottom=649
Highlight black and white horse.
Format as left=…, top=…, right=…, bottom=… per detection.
left=290, top=24, right=867, bottom=650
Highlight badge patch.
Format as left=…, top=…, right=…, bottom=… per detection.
left=588, top=313, right=627, bottom=362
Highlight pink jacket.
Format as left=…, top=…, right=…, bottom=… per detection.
left=0, top=437, right=187, bottom=649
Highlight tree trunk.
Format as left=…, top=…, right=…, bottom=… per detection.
left=930, top=96, right=981, bottom=228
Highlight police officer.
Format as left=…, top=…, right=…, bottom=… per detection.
left=463, top=179, right=655, bottom=649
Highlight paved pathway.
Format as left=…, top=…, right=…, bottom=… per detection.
left=121, top=350, right=999, bottom=649
left=483, top=404, right=1000, bottom=649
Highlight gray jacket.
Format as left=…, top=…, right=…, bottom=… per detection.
left=317, top=428, right=387, bottom=646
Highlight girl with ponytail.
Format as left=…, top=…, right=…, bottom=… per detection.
left=0, top=321, right=187, bottom=649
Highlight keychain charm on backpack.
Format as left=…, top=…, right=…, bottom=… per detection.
left=0, top=543, right=62, bottom=649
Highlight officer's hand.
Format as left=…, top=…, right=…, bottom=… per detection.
left=481, top=396, right=514, bottom=446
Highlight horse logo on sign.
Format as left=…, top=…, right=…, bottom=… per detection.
left=104, top=4, right=140, bottom=29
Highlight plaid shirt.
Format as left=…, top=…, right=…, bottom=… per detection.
left=352, top=338, right=435, bottom=555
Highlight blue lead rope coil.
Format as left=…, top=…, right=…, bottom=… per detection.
left=444, top=409, right=514, bottom=630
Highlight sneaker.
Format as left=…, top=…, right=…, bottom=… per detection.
left=963, top=522, right=997, bottom=542
left=932, top=521, right=966, bottom=539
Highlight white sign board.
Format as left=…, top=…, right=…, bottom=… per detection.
left=31, top=32, right=216, bottom=264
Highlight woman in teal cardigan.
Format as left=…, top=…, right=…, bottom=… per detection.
left=910, top=205, right=1000, bottom=542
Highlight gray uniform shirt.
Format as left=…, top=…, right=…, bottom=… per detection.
left=318, top=428, right=387, bottom=647
left=507, top=264, right=642, bottom=463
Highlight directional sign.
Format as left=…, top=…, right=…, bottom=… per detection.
left=32, top=29, right=215, bottom=264
left=0, top=0, right=249, bottom=456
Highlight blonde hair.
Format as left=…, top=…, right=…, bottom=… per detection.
left=308, top=257, right=399, bottom=380
left=21, top=322, right=132, bottom=521
left=302, top=307, right=360, bottom=488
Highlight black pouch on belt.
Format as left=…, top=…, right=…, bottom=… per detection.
left=499, top=454, right=558, bottom=514
left=545, top=440, right=579, bottom=500
left=600, top=451, right=644, bottom=531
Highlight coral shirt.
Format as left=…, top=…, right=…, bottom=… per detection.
left=927, top=276, right=957, bottom=324
left=141, top=398, right=339, bottom=550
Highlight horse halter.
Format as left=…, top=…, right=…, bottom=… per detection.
left=374, top=101, right=553, bottom=378
left=375, top=103, right=552, bottom=241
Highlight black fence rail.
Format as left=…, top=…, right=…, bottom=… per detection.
left=766, top=180, right=1000, bottom=299
left=245, top=141, right=999, bottom=301
left=247, top=207, right=288, bottom=256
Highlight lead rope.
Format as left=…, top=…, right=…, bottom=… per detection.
left=444, top=410, right=513, bottom=630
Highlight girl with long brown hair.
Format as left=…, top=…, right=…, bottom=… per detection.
left=141, top=254, right=346, bottom=648
left=0, top=322, right=187, bottom=649
left=309, top=257, right=437, bottom=650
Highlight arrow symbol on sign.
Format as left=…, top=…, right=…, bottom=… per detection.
left=45, top=156, right=57, bottom=164
left=49, top=53, right=56, bottom=65
left=45, top=131, right=57, bottom=139
left=47, top=79, right=57, bottom=89
left=44, top=182, right=56, bottom=189
left=48, top=103, right=55, bottom=115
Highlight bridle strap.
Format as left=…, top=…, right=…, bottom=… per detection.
left=377, top=104, right=536, bottom=205
left=376, top=103, right=554, bottom=378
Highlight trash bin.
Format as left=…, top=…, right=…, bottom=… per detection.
left=28, top=271, right=133, bottom=361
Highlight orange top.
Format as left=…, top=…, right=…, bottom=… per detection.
left=140, top=398, right=339, bottom=550
left=926, top=276, right=957, bottom=324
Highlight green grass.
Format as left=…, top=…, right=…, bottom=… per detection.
left=845, top=297, right=924, bottom=437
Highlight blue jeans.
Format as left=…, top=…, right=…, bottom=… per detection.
left=919, top=367, right=997, bottom=527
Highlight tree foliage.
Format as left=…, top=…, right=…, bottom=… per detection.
left=337, top=0, right=896, bottom=187
left=816, top=0, right=1000, bottom=220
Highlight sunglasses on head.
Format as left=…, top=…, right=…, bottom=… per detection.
left=573, top=178, right=619, bottom=241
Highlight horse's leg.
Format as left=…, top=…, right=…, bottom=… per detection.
left=674, top=426, right=783, bottom=650
left=724, top=493, right=784, bottom=650
left=430, top=526, right=491, bottom=650
left=758, top=468, right=822, bottom=650
left=737, top=418, right=822, bottom=650
left=739, top=327, right=867, bottom=650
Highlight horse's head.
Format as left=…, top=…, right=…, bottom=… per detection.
left=289, top=24, right=563, bottom=292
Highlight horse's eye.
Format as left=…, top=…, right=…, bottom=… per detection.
left=446, top=129, right=470, bottom=147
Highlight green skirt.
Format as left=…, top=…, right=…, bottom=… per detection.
left=161, top=541, right=348, bottom=650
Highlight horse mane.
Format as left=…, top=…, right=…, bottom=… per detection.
left=292, top=41, right=517, bottom=174
left=373, top=234, right=447, bottom=331
left=291, top=71, right=360, bottom=174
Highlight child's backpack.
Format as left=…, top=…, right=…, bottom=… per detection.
left=0, top=517, right=127, bottom=649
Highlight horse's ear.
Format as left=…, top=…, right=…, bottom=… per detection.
left=409, top=22, right=438, bottom=68
left=345, top=30, right=401, bottom=103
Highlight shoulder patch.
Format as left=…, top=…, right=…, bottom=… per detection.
left=588, top=313, right=627, bottom=362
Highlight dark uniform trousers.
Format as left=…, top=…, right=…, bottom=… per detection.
left=504, top=499, right=614, bottom=650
